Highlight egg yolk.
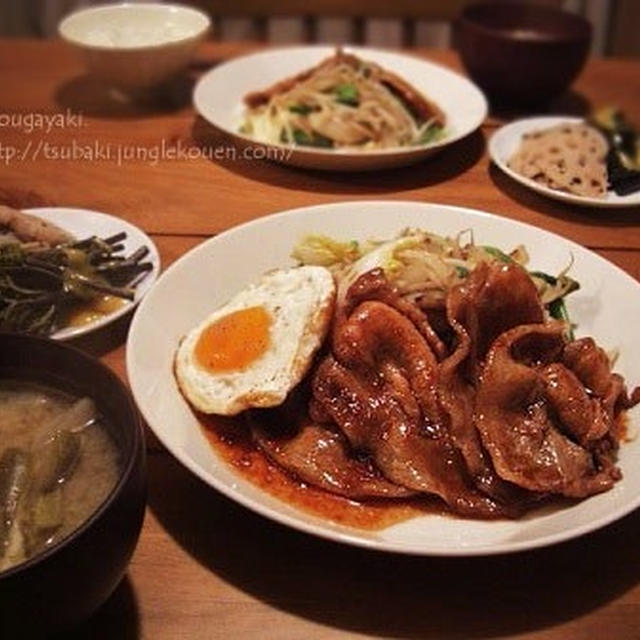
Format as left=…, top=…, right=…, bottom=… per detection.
left=195, top=305, right=272, bottom=372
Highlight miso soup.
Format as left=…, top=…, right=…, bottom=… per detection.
left=0, top=381, right=120, bottom=572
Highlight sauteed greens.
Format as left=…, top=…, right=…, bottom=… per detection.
left=0, top=232, right=152, bottom=335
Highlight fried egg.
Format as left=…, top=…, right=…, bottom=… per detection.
left=175, top=266, right=335, bottom=416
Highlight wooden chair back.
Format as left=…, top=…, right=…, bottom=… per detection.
left=189, top=0, right=563, bottom=46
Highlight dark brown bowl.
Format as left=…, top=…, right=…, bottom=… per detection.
left=454, top=2, right=592, bottom=106
left=0, top=333, right=146, bottom=636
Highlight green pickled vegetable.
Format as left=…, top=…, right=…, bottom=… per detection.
left=592, top=107, right=639, bottom=169
left=590, top=107, right=640, bottom=195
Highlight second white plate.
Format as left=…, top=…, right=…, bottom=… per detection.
left=193, top=46, right=488, bottom=171
left=489, top=116, right=640, bottom=208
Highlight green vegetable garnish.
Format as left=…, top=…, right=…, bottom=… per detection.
left=529, top=270, right=580, bottom=297
left=415, top=124, right=445, bottom=146
left=482, top=246, right=513, bottom=263
left=292, top=129, right=334, bottom=148
left=548, top=298, right=575, bottom=341
left=529, top=271, right=556, bottom=285
left=334, top=83, right=359, bottom=107
left=527, top=270, right=579, bottom=340
left=289, top=104, right=314, bottom=115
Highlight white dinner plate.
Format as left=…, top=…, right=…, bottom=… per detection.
left=26, top=207, right=160, bottom=340
left=126, top=201, right=640, bottom=556
left=489, top=116, right=640, bottom=208
left=193, top=46, right=488, bottom=171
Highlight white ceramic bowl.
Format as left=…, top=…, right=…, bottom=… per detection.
left=59, top=2, right=210, bottom=90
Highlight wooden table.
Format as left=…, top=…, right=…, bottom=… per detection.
left=2, top=40, right=640, bottom=639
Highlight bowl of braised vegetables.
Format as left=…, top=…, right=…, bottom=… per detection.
left=0, top=333, right=146, bottom=635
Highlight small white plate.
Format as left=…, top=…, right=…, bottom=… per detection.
left=126, top=201, right=640, bottom=556
left=26, top=207, right=160, bottom=340
left=489, top=116, right=640, bottom=208
left=193, top=46, right=488, bottom=171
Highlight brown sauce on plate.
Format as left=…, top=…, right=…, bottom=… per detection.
left=197, top=403, right=633, bottom=530
left=199, top=414, right=444, bottom=530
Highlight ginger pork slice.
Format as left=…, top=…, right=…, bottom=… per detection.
left=244, top=50, right=445, bottom=127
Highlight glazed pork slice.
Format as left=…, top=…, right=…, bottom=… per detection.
left=313, top=300, right=512, bottom=518
left=563, top=337, right=640, bottom=416
left=243, top=52, right=348, bottom=108
left=252, top=417, right=413, bottom=500
left=540, top=363, right=611, bottom=446
left=375, top=64, right=445, bottom=126
left=447, top=261, right=544, bottom=376
left=342, top=268, right=447, bottom=361
left=244, top=50, right=445, bottom=127
left=436, top=262, right=546, bottom=508
left=476, top=323, right=620, bottom=498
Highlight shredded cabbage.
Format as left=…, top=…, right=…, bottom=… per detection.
left=290, top=234, right=361, bottom=270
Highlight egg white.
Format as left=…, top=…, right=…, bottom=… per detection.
left=175, top=266, right=335, bottom=415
